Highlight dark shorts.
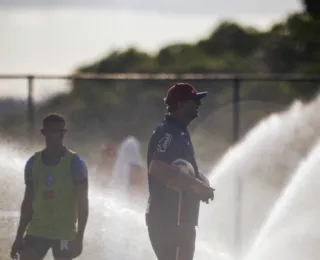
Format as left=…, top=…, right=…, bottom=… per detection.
left=147, top=220, right=196, bottom=260
left=24, top=235, right=73, bottom=258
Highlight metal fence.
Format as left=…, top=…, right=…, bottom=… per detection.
left=0, top=72, right=320, bottom=259
left=1, top=73, right=320, bottom=138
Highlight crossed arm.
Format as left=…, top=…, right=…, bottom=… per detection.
left=149, top=159, right=209, bottom=192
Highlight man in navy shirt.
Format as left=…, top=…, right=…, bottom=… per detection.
left=146, top=83, right=214, bottom=260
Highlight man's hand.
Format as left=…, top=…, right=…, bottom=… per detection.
left=71, top=233, right=83, bottom=258
left=197, top=172, right=214, bottom=203
left=10, top=236, right=24, bottom=259
left=191, top=182, right=214, bottom=203
left=74, top=179, right=88, bottom=258
left=11, top=184, right=33, bottom=259
left=198, top=172, right=210, bottom=186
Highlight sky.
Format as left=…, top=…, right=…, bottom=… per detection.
left=0, top=0, right=302, bottom=100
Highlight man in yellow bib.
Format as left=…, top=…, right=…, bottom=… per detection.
left=10, top=113, right=89, bottom=260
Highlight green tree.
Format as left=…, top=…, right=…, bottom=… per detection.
left=302, top=0, right=320, bottom=20
left=197, top=21, right=262, bottom=57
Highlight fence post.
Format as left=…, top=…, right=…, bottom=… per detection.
left=233, top=77, right=242, bottom=260
left=27, top=75, right=35, bottom=139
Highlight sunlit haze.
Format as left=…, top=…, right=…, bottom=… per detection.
left=0, top=0, right=302, bottom=100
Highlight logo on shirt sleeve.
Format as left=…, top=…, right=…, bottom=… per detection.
left=156, top=132, right=173, bottom=153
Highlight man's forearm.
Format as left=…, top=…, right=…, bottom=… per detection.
left=171, top=172, right=208, bottom=191
left=149, top=160, right=207, bottom=191
left=77, top=199, right=88, bottom=237
left=15, top=202, right=33, bottom=239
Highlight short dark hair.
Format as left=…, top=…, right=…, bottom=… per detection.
left=42, top=113, right=66, bottom=127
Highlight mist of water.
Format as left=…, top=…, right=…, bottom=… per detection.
left=0, top=140, right=231, bottom=260
left=244, top=139, right=320, bottom=260
left=198, top=96, right=320, bottom=258
left=1, top=95, right=320, bottom=260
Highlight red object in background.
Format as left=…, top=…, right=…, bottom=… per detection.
left=129, top=165, right=144, bottom=187
left=101, top=143, right=117, bottom=158
left=97, top=143, right=117, bottom=178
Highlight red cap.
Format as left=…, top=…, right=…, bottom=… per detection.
left=164, top=83, right=208, bottom=106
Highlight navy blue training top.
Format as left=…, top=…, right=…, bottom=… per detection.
left=146, top=115, right=201, bottom=226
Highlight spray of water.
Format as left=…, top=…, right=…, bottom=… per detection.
left=198, top=95, right=320, bottom=257
left=244, top=139, right=320, bottom=260
left=0, top=140, right=231, bottom=260
left=1, top=95, right=320, bottom=259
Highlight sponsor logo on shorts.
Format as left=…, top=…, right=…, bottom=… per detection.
left=60, top=240, right=70, bottom=251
